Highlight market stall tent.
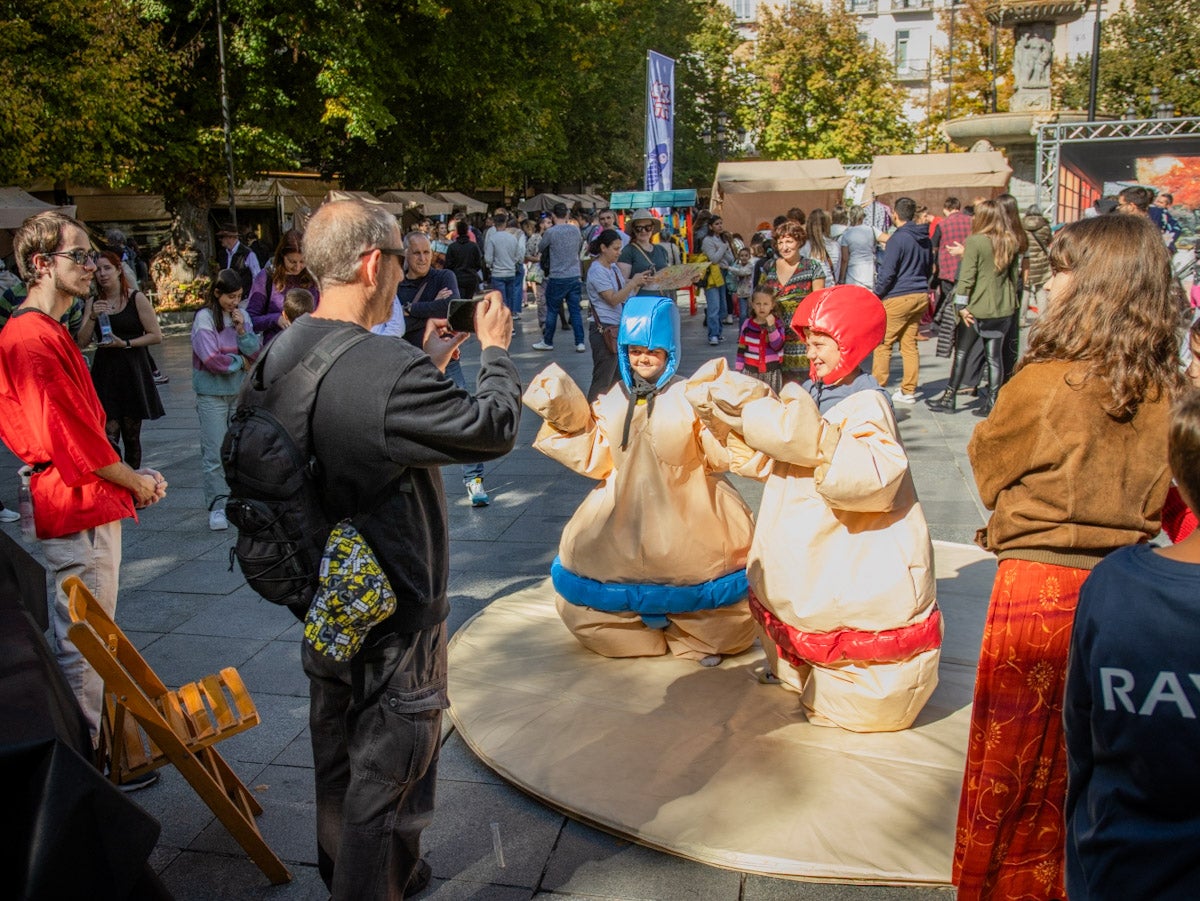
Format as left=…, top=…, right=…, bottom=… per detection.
left=711, top=160, right=851, bottom=241
left=863, top=152, right=1012, bottom=213
left=0, top=187, right=76, bottom=229
left=435, top=191, right=487, bottom=215
left=377, top=191, right=455, bottom=217
left=518, top=193, right=571, bottom=213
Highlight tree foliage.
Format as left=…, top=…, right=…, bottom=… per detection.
left=747, top=1, right=914, bottom=163
left=0, top=0, right=175, bottom=185
left=1056, top=0, right=1200, bottom=118
left=920, top=0, right=1013, bottom=146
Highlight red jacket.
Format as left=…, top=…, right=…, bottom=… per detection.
left=0, top=309, right=134, bottom=538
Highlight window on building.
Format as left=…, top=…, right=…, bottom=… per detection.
left=728, top=0, right=755, bottom=20
left=895, top=30, right=910, bottom=71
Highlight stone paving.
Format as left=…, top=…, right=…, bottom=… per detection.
left=0, top=303, right=989, bottom=900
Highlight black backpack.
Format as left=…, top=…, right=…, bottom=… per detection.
left=221, top=327, right=369, bottom=619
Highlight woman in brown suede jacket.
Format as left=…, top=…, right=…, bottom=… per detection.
left=954, top=214, right=1184, bottom=900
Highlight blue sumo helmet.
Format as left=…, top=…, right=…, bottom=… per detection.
left=617, top=295, right=681, bottom=390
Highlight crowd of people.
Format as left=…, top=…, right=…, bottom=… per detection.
left=0, top=182, right=1198, bottom=900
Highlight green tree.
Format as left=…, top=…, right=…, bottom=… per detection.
left=0, top=0, right=175, bottom=185
left=1057, top=0, right=1200, bottom=118
left=747, top=1, right=913, bottom=163
left=920, top=0, right=1013, bottom=147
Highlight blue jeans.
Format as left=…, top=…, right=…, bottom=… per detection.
left=492, top=274, right=521, bottom=316
left=544, top=277, right=584, bottom=346
left=446, top=358, right=484, bottom=482
left=305, top=624, right=447, bottom=899
left=705, top=286, right=724, bottom=340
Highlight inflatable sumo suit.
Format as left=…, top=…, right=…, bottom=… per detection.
left=689, top=285, right=941, bottom=731
left=522, top=295, right=756, bottom=661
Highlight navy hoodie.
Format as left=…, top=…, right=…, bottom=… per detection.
left=873, top=221, right=932, bottom=301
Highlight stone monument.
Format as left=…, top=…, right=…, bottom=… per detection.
left=944, top=0, right=1093, bottom=208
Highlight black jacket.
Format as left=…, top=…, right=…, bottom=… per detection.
left=263, top=316, right=521, bottom=636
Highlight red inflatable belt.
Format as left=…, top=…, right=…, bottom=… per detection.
left=749, top=591, right=941, bottom=666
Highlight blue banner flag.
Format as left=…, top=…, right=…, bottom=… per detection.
left=645, top=51, right=675, bottom=191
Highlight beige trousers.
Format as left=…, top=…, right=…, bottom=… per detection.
left=871, top=291, right=929, bottom=394
left=42, top=520, right=122, bottom=744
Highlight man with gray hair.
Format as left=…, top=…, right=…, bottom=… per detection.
left=262, top=200, right=521, bottom=897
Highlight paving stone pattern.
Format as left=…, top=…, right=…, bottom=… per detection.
left=0, top=306, right=981, bottom=900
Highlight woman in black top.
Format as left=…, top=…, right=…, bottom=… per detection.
left=444, top=220, right=483, bottom=297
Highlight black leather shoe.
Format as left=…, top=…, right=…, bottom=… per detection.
left=404, top=859, right=432, bottom=898
left=925, top=389, right=957, bottom=413
left=972, top=394, right=994, bottom=417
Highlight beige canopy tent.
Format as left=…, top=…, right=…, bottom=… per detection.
left=377, top=191, right=455, bottom=217
left=435, top=191, right=487, bottom=215
left=0, top=186, right=76, bottom=229
left=324, top=189, right=407, bottom=216
left=22, top=181, right=166, bottom=224
left=519, top=193, right=571, bottom=214
left=711, top=160, right=852, bottom=241
left=863, top=152, right=1013, bottom=213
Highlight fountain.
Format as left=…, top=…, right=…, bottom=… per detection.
left=944, top=0, right=1094, bottom=207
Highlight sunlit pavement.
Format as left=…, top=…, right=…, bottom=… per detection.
left=1, top=306, right=982, bottom=899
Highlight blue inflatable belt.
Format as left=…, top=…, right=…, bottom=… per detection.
left=551, top=556, right=749, bottom=629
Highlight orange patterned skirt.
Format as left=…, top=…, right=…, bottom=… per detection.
left=953, top=558, right=1090, bottom=900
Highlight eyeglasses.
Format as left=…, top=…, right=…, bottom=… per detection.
left=635, top=225, right=654, bottom=233
left=42, top=249, right=100, bottom=266
left=362, top=247, right=406, bottom=259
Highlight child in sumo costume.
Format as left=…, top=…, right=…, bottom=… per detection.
left=689, top=285, right=941, bottom=731
left=522, top=295, right=757, bottom=664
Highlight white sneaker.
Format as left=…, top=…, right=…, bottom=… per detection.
left=891, top=389, right=919, bottom=405
left=708, top=336, right=719, bottom=346
left=575, top=343, right=587, bottom=352
left=531, top=341, right=553, bottom=351
left=466, top=478, right=489, bottom=507
left=0, top=507, right=20, bottom=523
left=208, top=509, right=229, bottom=531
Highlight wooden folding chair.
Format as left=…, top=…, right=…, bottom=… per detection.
left=65, top=576, right=291, bottom=885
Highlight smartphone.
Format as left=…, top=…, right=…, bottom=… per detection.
left=447, top=297, right=482, bottom=333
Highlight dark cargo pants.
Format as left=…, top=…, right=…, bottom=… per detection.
left=303, top=623, right=447, bottom=900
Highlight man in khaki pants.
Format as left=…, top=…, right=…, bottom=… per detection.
left=871, top=197, right=932, bottom=404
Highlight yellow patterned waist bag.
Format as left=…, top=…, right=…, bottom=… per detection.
left=303, top=521, right=397, bottom=662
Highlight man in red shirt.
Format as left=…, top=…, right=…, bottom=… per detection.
left=0, top=212, right=167, bottom=749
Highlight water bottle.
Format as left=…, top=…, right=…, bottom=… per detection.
left=17, top=465, right=35, bottom=541
left=97, top=311, right=114, bottom=346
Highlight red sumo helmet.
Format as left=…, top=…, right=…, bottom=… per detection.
left=791, top=285, right=888, bottom=384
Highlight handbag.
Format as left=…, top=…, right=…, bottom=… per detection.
left=304, top=521, right=396, bottom=662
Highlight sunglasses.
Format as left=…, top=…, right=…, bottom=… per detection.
left=362, top=246, right=406, bottom=259
left=43, top=249, right=100, bottom=266
left=635, top=224, right=654, bottom=232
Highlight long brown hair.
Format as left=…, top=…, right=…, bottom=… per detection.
left=806, top=209, right=833, bottom=270
left=1022, top=214, right=1183, bottom=419
left=996, top=193, right=1029, bottom=255
left=271, top=228, right=315, bottom=291
left=971, top=200, right=1019, bottom=272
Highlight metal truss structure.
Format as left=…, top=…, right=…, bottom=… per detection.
left=1035, top=116, right=1200, bottom=223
